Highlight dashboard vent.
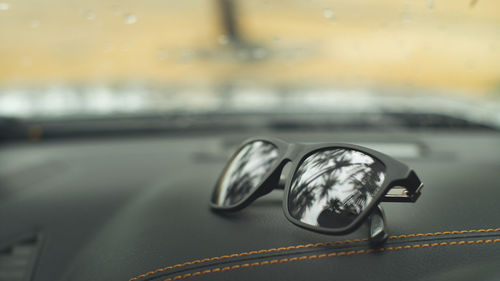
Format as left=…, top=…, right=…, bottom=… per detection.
left=0, top=234, right=41, bottom=281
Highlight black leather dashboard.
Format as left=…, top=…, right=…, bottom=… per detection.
left=1, top=130, right=499, bottom=281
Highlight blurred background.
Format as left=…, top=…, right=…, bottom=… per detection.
left=0, top=0, right=499, bottom=124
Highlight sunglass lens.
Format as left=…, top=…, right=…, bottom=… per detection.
left=288, top=148, right=386, bottom=229
left=212, top=141, right=280, bottom=207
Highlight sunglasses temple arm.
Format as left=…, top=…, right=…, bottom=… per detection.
left=383, top=171, right=423, bottom=203
left=275, top=174, right=287, bottom=190
left=367, top=205, right=388, bottom=245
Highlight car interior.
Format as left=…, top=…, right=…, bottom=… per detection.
left=1, top=1, right=499, bottom=281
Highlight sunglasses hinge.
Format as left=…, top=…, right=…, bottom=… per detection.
left=384, top=184, right=422, bottom=202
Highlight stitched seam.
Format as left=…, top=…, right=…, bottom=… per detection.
left=159, top=238, right=500, bottom=281
left=129, top=228, right=500, bottom=281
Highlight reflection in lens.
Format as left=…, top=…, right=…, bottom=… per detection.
left=212, top=141, right=279, bottom=207
left=288, top=148, right=385, bottom=229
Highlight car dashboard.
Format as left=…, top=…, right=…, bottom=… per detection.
left=1, top=129, right=500, bottom=281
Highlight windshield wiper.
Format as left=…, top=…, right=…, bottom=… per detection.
left=0, top=112, right=497, bottom=143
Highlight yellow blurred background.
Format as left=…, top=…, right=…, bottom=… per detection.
left=0, top=0, right=499, bottom=95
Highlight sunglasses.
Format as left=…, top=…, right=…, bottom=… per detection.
left=211, top=137, right=423, bottom=244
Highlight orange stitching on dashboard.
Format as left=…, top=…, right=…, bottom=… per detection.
left=128, top=228, right=500, bottom=281
left=159, top=238, right=500, bottom=281
left=128, top=238, right=367, bottom=280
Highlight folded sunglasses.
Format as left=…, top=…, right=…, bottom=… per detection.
left=211, top=137, right=423, bottom=244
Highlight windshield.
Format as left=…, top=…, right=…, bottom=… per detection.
left=0, top=0, right=499, bottom=125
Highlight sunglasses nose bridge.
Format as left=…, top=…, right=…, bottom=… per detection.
left=283, top=143, right=303, bottom=160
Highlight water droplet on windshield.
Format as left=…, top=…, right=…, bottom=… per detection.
left=218, top=35, right=229, bottom=45
left=0, top=2, right=10, bottom=10
left=178, top=50, right=195, bottom=63
left=121, top=43, right=132, bottom=51
left=30, top=20, right=40, bottom=28
left=124, top=13, right=137, bottom=24
left=103, top=42, right=113, bottom=52
left=157, top=49, right=168, bottom=61
left=252, top=48, right=268, bottom=59
left=427, top=0, right=434, bottom=10
left=237, top=49, right=250, bottom=60
left=401, top=8, right=410, bottom=23
left=323, top=8, right=334, bottom=19
left=85, top=11, right=96, bottom=20
left=112, top=6, right=121, bottom=15
left=20, top=57, right=32, bottom=67
left=465, top=59, right=476, bottom=69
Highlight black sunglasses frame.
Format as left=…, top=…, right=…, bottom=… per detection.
left=211, top=137, right=423, bottom=236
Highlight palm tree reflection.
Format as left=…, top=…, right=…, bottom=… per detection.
left=289, top=149, right=385, bottom=228
left=214, top=141, right=279, bottom=206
